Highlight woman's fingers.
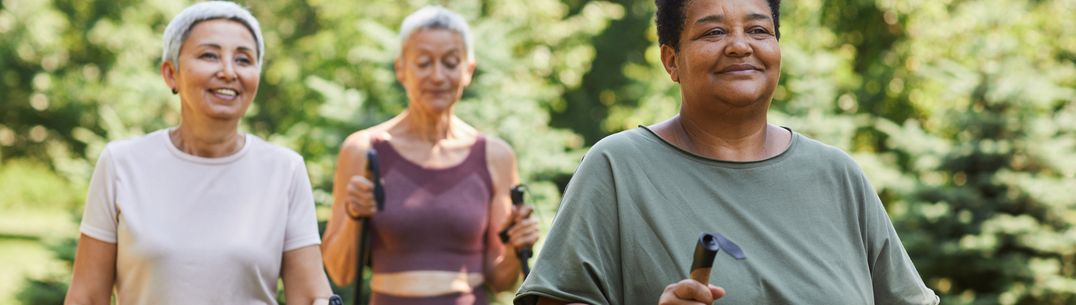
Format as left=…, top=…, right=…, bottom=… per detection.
left=709, top=284, right=726, bottom=300
left=347, top=175, right=373, bottom=192
left=345, top=175, right=377, bottom=218
left=658, top=279, right=723, bottom=305
left=506, top=212, right=540, bottom=248
left=513, top=204, right=534, bottom=223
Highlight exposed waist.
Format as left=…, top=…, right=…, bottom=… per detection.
left=371, top=270, right=484, bottom=298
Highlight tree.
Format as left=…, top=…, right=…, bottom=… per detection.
left=878, top=0, right=1076, bottom=303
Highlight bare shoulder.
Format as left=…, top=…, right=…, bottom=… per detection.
left=484, top=135, right=517, bottom=169
left=340, top=130, right=373, bottom=155
left=336, top=126, right=391, bottom=172
left=340, top=123, right=394, bottom=155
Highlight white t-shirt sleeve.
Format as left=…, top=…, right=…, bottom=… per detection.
left=283, top=157, right=321, bottom=252
left=80, top=145, right=119, bottom=244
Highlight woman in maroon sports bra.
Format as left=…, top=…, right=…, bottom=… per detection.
left=321, top=6, right=541, bottom=305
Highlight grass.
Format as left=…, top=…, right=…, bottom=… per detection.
left=0, top=208, right=77, bottom=305
left=0, top=239, right=68, bottom=305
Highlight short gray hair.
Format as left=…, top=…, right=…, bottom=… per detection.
left=399, top=6, right=474, bottom=61
left=161, top=1, right=264, bottom=68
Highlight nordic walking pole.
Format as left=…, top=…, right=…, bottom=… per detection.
left=499, top=184, right=532, bottom=278
left=690, top=232, right=747, bottom=285
left=354, top=149, right=384, bottom=305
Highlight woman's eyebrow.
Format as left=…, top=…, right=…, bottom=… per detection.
left=195, top=43, right=256, bottom=54
left=695, top=14, right=725, bottom=25
left=694, top=12, right=771, bottom=25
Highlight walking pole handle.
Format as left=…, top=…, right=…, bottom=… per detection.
left=354, top=149, right=384, bottom=305
left=499, top=185, right=532, bottom=277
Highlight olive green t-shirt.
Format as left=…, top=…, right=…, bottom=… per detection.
left=515, top=127, right=938, bottom=305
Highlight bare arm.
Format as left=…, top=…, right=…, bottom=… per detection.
left=483, top=137, right=541, bottom=292
left=282, top=245, right=333, bottom=305
left=321, top=132, right=372, bottom=286
left=64, top=234, right=116, bottom=305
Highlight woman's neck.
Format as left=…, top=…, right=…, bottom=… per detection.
left=679, top=114, right=767, bottom=161
left=659, top=111, right=787, bottom=162
left=171, top=114, right=244, bottom=158
left=397, top=108, right=458, bottom=144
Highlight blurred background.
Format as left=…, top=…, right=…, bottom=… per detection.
left=0, top=0, right=1073, bottom=304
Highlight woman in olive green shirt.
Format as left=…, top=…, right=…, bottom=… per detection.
left=514, top=0, right=938, bottom=304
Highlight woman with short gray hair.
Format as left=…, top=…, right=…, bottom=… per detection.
left=65, top=2, right=335, bottom=304
left=321, top=5, right=540, bottom=305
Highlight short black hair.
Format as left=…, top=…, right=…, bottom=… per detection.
left=656, top=0, right=781, bottom=51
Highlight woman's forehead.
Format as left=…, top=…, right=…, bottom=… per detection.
left=186, top=19, right=257, bottom=50
left=403, top=28, right=466, bottom=55
left=684, top=0, right=771, bottom=22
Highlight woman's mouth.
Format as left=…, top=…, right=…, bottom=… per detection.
left=211, top=88, right=239, bottom=100
left=718, top=64, right=761, bottom=74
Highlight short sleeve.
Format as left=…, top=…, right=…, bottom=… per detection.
left=80, top=145, right=119, bottom=244
left=514, top=148, right=623, bottom=305
left=283, top=157, right=321, bottom=252
left=860, top=175, right=940, bottom=305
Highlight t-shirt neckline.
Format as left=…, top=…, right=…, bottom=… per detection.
left=159, top=128, right=252, bottom=165
left=636, top=125, right=798, bottom=168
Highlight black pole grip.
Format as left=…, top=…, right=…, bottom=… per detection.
left=690, top=233, right=721, bottom=285
left=368, top=149, right=385, bottom=211
left=354, top=149, right=383, bottom=305
left=499, top=184, right=532, bottom=278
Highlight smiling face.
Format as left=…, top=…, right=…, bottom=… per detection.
left=396, top=28, right=475, bottom=113
left=162, top=19, right=260, bottom=122
left=661, top=0, right=780, bottom=112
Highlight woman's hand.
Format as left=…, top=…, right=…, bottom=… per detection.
left=658, top=279, right=726, bottom=305
left=345, top=175, right=377, bottom=219
left=504, top=204, right=540, bottom=249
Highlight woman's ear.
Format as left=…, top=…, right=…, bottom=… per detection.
left=161, top=61, right=179, bottom=94
left=660, top=44, right=680, bottom=83
left=461, top=60, right=476, bottom=87
left=394, top=57, right=404, bottom=84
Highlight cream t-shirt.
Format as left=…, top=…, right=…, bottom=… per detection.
left=80, top=129, right=321, bottom=305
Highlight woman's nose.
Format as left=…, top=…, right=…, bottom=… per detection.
left=430, top=63, right=447, bottom=83
left=217, top=59, right=237, bottom=81
left=724, top=33, right=752, bottom=58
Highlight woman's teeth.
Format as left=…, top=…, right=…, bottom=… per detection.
left=213, top=88, right=238, bottom=97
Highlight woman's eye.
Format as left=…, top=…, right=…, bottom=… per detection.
left=705, top=28, right=726, bottom=36
left=199, top=53, right=219, bottom=60
left=236, top=56, right=253, bottom=65
left=416, top=57, right=432, bottom=68
left=749, top=27, right=771, bottom=35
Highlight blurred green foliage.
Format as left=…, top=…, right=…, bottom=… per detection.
left=0, top=160, right=81, bottom=211
left=0, top=0, right=1073, bottom=304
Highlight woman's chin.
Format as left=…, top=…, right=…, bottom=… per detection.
left=199, top=105, right=249, bottom=121
left=709, top=87, right=773, bottom=108
left=417, top=98, right=458, bottom=112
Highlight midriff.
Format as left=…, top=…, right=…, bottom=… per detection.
left=370, top=270, right=484, bottom=297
